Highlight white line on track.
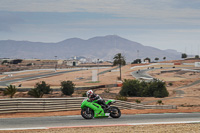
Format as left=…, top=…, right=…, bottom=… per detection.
left=127, top=121, right=200, bottom=125
left=0, top=127, right=48, bottom=131
left=65, top=115, right=80, bottom=117
left=0, top=121, right=200, bottom=131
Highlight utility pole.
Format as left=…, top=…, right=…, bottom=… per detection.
left=97, top=59, right=99, bottom=82
left=137, top=50, right=139, bottom=63
left=54, top=56, right=57, bottom=71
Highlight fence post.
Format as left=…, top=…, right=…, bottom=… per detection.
left=16, top=99, right=19, bottom=113
left=0, top=98, right=177, bottom=113
left=43, top=99, right=45, bottom=112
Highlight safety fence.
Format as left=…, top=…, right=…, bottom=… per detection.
left=0, top=98, right=177, bottom=114
left=0, top=84, right=118, bottom=92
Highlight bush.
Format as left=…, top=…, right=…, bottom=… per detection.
left=2, top=60, right=9, bottom=64
left=60, top=81, right=75, bottom=96
left=26, top=63, right=32, bottom=66
left=28, top=81, right=52, bottom=98
left=168, top=82, right=173, bottom=86
left=82, top=91, right=87, bottom=97
left=131, top=59, right=141, bottom=64
left=119, top=79, right=141, bottom=96
left=119, top=79, right=169, bottom=98
left=135, top=99, right=141, bottom=104
left=156, top=100, right=164, bottom=105
left=116, top=95, right=127, bottom=101
left=104, top=88, right=110, bottom=93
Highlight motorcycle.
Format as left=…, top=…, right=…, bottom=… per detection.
left=81, top=98, right=121, bottom=119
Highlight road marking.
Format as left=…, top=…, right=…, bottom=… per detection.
left=1, top=121, right=200, bottom=131
left=128, top=121, right=200, bottom=125
left=65, top=115, right=81, bottom=117
left=48, top=121, right=200, bottom=129
left=0, top=127, right=48, bottom=131
left=48, top=124, right=129, bottom=129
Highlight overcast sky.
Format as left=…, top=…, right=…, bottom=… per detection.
left=0, top=0, right=200, bottom=54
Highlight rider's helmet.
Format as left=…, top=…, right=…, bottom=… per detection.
left=86, top=90, right=93, bottom=98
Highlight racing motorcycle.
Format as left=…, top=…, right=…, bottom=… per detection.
left=81, top=98, right=121, bottom=119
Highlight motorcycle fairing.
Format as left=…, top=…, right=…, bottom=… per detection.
left=81, top=99, right=107, bottom=118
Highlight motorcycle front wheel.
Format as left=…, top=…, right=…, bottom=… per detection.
left=81, top=107, right=94, bottom=119
left=110, top=106, right=121, bottom=118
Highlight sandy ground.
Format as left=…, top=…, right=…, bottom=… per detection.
left=1, top=123, right=200, bottom=133
left=0, top=64, right=200, bottom=115
left=1, top=64, right=200, bottom=132
left=11, top=67, right=124, bottom=87
left=145, top=68, right=200, bottom=108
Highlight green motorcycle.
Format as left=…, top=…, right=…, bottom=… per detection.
left=81, top=98, right=121, bottom=119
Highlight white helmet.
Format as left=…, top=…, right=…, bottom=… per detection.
left=86, top=90, right=93, bottom=97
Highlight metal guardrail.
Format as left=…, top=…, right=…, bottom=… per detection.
left=0, top=98, right=177, bottom=114
left=0, top=84, right=118, bottom=92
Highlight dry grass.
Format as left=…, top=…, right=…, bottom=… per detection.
left=1, top=64, right=200, bottom=111
left=1, top=64, right=200, bottom=132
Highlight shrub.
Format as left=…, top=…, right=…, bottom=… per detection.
left=119, top=79, right=169, bottom=98
left=168, top=82, right=173, bottom=86
left=135, top=99, right=141, bottom=104
left=156, top=100, right=164, bottom=105
left=116, top=95, right=127, bottom=101
left=26, top=63, right=32, bottom=66
left=60, top=81, right=75, bottom=96
left=104, top=88, right=110, bottom=93
left=28, top=81, right=52, bottom=98
left=119, top=79, right=141, bottom=97
left=148, top=80, right=169, bottom=98
left=1, top=60, right=8, bottom=64
left=132, top=59, right=141, bottom=64
left=28, top=88, right=43, bottom=98
left=82, top=91, right=87, bottom=97
left=4, top=85, right=17, bottom=98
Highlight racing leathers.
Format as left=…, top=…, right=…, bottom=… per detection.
left=88, top=93, right=109, bottom=109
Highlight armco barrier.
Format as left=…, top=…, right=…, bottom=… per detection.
left=0, top=98, right=177, bottom=114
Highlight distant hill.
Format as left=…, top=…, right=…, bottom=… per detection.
left=0, top=35, right=181, bottom=61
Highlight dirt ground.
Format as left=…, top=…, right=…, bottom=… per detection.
left=0, top=124, right=200, bottom=133
left=146, top=67, right=200, bottom=108
left=1, top=64, right=200, bottom=132
left=10, top=65, right=134, bottom=87
left=1, top=64, right=200, bottom=116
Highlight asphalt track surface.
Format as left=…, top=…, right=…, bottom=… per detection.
left=0, top=69, right=83, bottom=86
left=0, top=67, right=118, bottom=87
left=0, top=113, right=200, bottom=130
left=131, top=68, right=154, bottom=79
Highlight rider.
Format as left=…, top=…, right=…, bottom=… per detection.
left=86, top=90, right=109, bottom=109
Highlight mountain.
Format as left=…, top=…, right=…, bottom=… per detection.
left=0, top=35, right=181, bottom=61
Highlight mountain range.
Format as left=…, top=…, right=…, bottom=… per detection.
left=0, top=35, right=181, bottom=62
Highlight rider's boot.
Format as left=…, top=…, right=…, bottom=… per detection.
left=105, top=104, right=110, bottom=109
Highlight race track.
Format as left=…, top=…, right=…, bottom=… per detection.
left=0, top=69, right=82, bottom=86
left=1, top=113, right=200, bottom=130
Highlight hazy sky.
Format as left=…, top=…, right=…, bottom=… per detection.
left=0, top=0, right=200, bottom=54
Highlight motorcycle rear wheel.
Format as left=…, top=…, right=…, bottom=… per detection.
left=110, top=106, right=121, bottom=118
left=81, top=107, right=94, bottom=119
